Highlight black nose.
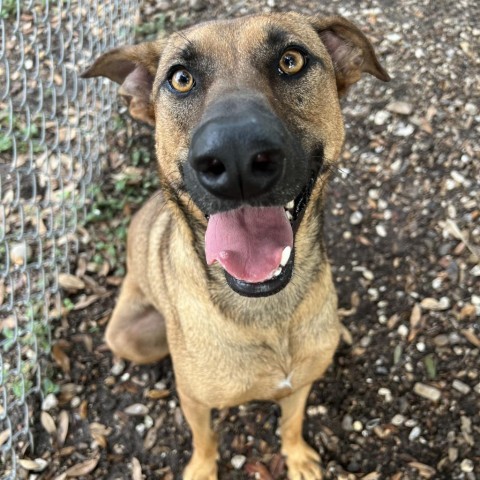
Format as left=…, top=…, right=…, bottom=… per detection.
left=188, top=107, right=286, bottom=200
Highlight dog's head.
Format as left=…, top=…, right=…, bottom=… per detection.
left=83, top=13, right=389, bottom=298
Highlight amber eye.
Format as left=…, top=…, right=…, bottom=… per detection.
left=278, top=49, right=306, bottom=75
left=170, top=68, right=195, bottom=93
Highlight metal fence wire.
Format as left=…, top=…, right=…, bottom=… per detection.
left=0, top=1, right=139, bottom=477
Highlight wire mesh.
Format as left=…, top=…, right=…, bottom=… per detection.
left=0, top=1, right=138, bottom=477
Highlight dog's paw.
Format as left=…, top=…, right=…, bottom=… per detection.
left=183, top=457, right=218, bottom=480
left=283, top=440, right=323, bottom=480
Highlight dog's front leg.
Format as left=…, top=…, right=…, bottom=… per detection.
left=179, top=390, right=218, bottom=480
left=278, top=383, right=323, bottom=480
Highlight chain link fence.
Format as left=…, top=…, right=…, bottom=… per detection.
left=0, top=1, right=138, bottom=477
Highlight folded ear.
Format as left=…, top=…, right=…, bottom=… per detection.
left=312, top=16, right=390, bottom=97
left=81, top=41, right=165, bottom=125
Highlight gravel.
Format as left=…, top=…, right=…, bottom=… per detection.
left=30, top=0, right=479, bottom=479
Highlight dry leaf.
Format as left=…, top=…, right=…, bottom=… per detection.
left=57, top=410, right=69, bottom=447
left=90, top=422, right=112, bottom=437
left=459, top=304, right=476, bottom=320
left=73, top=294, right=101, bottom=310
left=143, top=427, right=157, bottom=451
left=362, top=473, right=381, bottom=480
left=0, top=429, right=10, bottom=447
left=58, top=273, right=85, bottom=292
left=461, top=329, right=480, bottom=348
left=245, top=461, right=274, bottom=480
left=132, top=457, right=142, bottom=480
left=63, top=454, right=100, bottom=477
left=408, top=461, right=436, bottom=478
left=124, top=403, right=149, bottom=416
left=41, top=411, right=57, bottom=436
left=145, top=389, right=170, bottom=400
left=52, top=343, right=71, bottom=374
left=19, top=458, right=48, bottom=472
left=79, top=399, right=88, bottom=419
left=408, top=303, right=422, bottom=342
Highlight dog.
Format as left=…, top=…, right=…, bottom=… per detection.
left=82, top=12, right=389, bottom=480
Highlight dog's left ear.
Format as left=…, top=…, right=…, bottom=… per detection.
left=81, top=41, right=165, bottom=125
left=312, top=16, right=390, bottom=97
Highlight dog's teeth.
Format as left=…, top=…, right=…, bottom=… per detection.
left=285, top=211, right=293, bottom=221
left=280, top=246, right=291, bottom=267
left=286, top=200, right=295, bottom=210
left=273, top=267, right=282, bottom=278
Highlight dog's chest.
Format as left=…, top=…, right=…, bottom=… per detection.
left=177, top=323, right=336, bottom=407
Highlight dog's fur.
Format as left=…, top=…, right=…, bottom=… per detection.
left=83, top=12, right=389, bottom=480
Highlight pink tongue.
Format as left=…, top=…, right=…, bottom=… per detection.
left=205, top=206, right=293, bottom=283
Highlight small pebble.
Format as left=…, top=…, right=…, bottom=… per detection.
left=433, top=334, right=449, bottom=347
left=374, top=110, right=390, bottom=125
left=124, top=403, right=149, bottom=416
left=378, top=388, right=392, bottom=402
left=416, top=342, right=426, bottom=352
left=10, top=242, right=30, bottom=265
left=397, top=324, right=409, bottom=338
left=413, top=382, right=441, bottom=402
left=474, top=382, right=480, bottom=394
left=449, top=447, right=458, bottom=462
left=386, top=33, right=402, bottom=43
left=464, top=103, right=478, bottom=115
left=460, top=459, right=474, bottom=473
left=387, top=101, right=413, bottom=115
left=391, top=414, right=405, bottom=426
left=363, top=269, right=374, bottom=281
left=353, top=420, right=363, bottom=432
left=368, top=288, right=379, bottom=301
left=394, top=123, right=415, bottom=137
left=452, top=379, right=471, bottom=394
left=110, top=360, right=125, bottom=376
left=41, top=393, right=58, bottom=411
left=408, top=426, right=421, bottom=441
left=307, top=405, right=327, bottom=416
left=231, top=455, right=246, bottom=470
left=71, top=396, right=81, bottom=408
left=368, top=189, right=380, bottom=200
left=342, top=414, right=353, bottom=431
left=376, top=224, right=387, bottom=237
left=350, top=211, right=363, bottom=225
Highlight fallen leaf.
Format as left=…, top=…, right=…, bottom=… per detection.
left=57, top=410, right=69, bottom=447
left=52, top=343, right=71, bottom=374
left=408, top=461, right=436, bottom=478
left=461, top=329, right=480, bottom=348
left=245, top=461, right=274, bottom=480
left=0, top=429, right=10, bottom=447
left=408, top=303, right=422, bottom=341
left=79, top=400, right=88, bottom=419
left=41, top=411, right=57, bottom=436
left=58, top=273, right=85, bottom=292
left=124, top=403, right=149, bottom=416
left=63, top=454, right=100, bottom=477
left=19, top=458, right=48, bottom=472
left=145, top=389, right=170, bottom=400
left=132, top=457, right=142, bottom=480
left=459, top=304, right=476, bottom=320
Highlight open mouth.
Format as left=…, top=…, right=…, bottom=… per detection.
left=205, top=171, right=317, bottom=297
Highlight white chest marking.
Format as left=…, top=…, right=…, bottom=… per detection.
left=277, top=372, right=293, bottom=390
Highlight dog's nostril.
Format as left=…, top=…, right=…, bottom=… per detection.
left=251, top=150, right=282, bottom=174
left=197, top=156, right=226, bottom=176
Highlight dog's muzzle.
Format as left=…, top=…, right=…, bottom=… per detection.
left=183, top=95, right=312, bottom=297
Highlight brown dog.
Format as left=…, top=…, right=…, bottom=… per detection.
left=83, top=12, right=389, bottom=480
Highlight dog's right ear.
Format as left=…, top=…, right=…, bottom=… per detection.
left=81, top=41, right=164, bottom=125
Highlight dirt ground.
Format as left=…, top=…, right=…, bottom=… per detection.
left=30, top=0, right=479, bottom=479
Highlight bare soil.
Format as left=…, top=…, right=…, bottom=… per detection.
left=30, top=1, right=479, bottom=479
